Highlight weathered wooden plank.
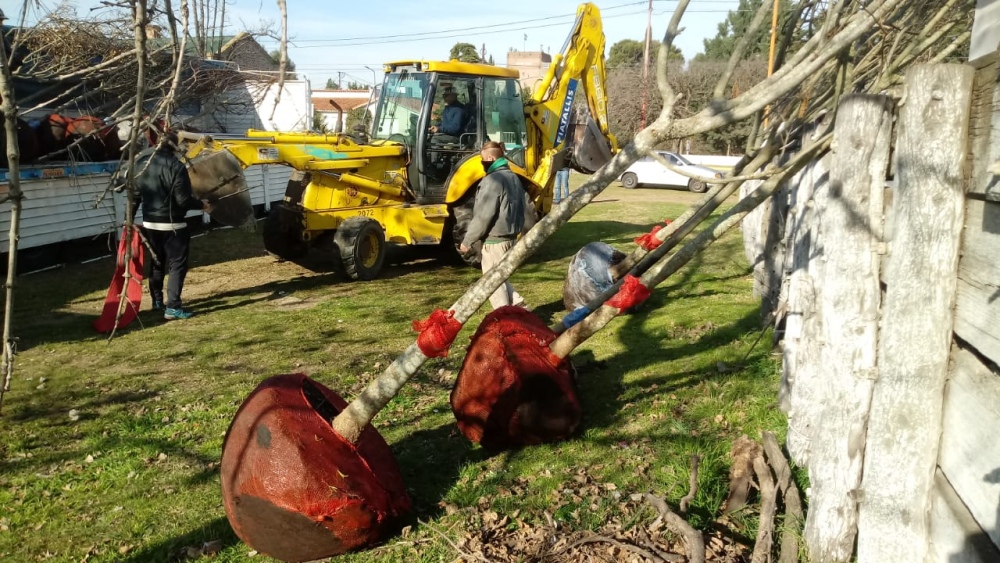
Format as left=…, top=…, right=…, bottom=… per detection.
left=929, top=468, right=1000, bottom=563
left=741, top=179, right=767, bottom=268
left=969, top=52, right=1000, bottom=200
left=778, top=154, right=829, bottom=416
left=857, top=63, right=975, bottom=562
left=938, top=345, right=1000, bottom=550
left=954, top=199, right=1000, bottom=365
left=779, top=95, right=892, bottom=563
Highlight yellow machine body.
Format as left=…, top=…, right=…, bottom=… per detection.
left=181, top=3, right=616, bottom=280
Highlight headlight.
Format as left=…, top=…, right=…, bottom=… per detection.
left=714, top=172, right=723, bottom=179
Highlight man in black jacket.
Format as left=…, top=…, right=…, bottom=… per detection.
left=459, top=140, right=532, bottom=310
left=135, top=132, right=211, bottom=320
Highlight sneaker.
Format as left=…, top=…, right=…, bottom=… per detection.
left=163, top=307, right=194, bottom=320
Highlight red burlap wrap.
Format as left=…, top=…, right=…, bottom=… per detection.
left=220, top=373, right=410, bottom=562
left=412, top=309, right=462, bottom=358
left=606, top=275, right=652, bottom=311
left=634, top=225, right=664, bottom=251
left=450, top=306, right=581, bottom=451
left=92, top=227, right=145, bottom=333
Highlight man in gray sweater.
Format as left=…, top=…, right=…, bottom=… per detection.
left=459, top=141, right=532, bottom=310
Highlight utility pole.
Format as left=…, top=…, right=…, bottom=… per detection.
left=640, top=0, right=653, bottom=129
left=337, top=71, right=343, bottom=89
left=764, top=0, right=780, bottom=127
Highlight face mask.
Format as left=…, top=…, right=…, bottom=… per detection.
left=481, top=159, right=493, bottom=173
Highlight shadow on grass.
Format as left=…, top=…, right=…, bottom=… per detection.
left=119, top=517, right=239, bottom=563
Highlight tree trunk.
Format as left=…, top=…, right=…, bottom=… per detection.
left=0, top=34, right=24, bottom=410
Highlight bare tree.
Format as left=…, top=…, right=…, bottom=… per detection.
left=0, top=10, right=26, bottom=410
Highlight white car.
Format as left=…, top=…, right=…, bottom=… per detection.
left=618, top=151, right=723, bottom=193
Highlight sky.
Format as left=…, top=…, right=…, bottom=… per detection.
left=16, top=0, right=743, bottom=89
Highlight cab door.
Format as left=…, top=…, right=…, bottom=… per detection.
left=420, top=74, right=481, bottom=202
left=482, top=78, right=528, bottom=168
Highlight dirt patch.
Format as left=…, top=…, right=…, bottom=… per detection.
left=591, top=184, right=707, bottom=206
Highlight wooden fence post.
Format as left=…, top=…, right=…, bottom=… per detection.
left=777, top=116, right=833, bottom=414
left=856, top=63, right=974, bottom=562
left=783, top=95, right=893, bottom=562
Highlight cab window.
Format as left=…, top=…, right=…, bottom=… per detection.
left=372, top=70, right=429, bottom=144
left=483, top=78, right=527, bottom=167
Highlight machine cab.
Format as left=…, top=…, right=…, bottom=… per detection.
left=370, top=61, right=528, bottom=204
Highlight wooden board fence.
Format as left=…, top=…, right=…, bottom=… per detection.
left=743, top=62, right=1000, bottom=562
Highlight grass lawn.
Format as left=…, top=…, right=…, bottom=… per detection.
left=0, top=179, right=785, bottom=562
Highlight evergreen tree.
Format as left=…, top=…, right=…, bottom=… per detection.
left=608, top=39, right=683, bottom=68
left=698, top=0, right=796, bottom=61
left=268, top=50, right=298, bottom=79
left=449, top=42, right=482, bottom=63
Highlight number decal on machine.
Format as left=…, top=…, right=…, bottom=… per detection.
left=257, top=147, right=279, bottom=161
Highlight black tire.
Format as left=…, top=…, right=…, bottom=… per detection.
left=621, top=172, right=639, bottom=189
left=334, top=217, right=386, bottom=281
left=688, top=179, right=708, bottom=193
left=450, top=189, right=482, bottom=267
left=262, top=205, right=308, bottom=260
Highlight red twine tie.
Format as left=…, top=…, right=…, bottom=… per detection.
left=606, top=275, right=652, bottom=311
left=412, top=309, right=462, bottom=358
left=634, top=225, right=663, bottom=251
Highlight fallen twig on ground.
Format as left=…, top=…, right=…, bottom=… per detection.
left=679, top=454, right=702, bottom=515
left=762, top=431, right=803, bottom=563
left=644, top=493, right=706, bottom=563
left=751, top=453, right=777, bottom=563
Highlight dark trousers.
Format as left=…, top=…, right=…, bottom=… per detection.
left=144, top=227, right=191, bottom=309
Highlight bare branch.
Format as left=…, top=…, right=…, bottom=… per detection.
left=644, top=493, right=705, bottom=563
left=713, top=0, right=772, bottom=99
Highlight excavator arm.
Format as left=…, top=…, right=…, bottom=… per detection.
left=524, top=3, right=619, bottom=194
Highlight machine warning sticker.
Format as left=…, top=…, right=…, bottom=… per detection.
left=257, top=147, right=279, bottom=161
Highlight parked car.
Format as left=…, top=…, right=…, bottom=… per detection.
left=618, top=151, right=723, bottom=192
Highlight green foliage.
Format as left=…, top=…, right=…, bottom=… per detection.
left=608, top=38, right=683, bottom=68
left=449, top=42, right=482, bottom=63
left=345, top=106, right=371, bottom=132
left=325, top=78, right=340, bottom=89
left=312, top=112, right=332, bottom=134
left=346, top=81, right=370, bottom=91
left=698, top=0, right=801, bottom=61
left=268, top=49, right=298, bottom=79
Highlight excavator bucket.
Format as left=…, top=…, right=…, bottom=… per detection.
left=571, top=116, right=614, bottom=174
left=187, top=149, right=256, bottom=229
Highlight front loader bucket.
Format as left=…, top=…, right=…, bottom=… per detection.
left=571, top=117, right=613, bottom=174
left=187, top=149, right=255, bottom=229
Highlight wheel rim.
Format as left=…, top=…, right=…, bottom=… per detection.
left=360, top=232, right=380, bottom=268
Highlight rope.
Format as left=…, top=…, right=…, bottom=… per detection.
left=605, top=275, right=652, bottom=311
left=562, top=306, right=591, bottom=329
left=634, top=225, right=664, bottom=251
left=412, top=309, right=462, bottom=358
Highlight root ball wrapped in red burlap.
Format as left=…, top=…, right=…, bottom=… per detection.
left=220, top=373, right=410, bottom=562
left=450, top=306, right=582, bottom=451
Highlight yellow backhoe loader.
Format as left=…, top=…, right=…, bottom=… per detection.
left=181, top=3, right=618, bottom=281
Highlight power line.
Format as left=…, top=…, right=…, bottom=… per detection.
left=276, top=8, right=747, bottom=50
left=287, top=2, right=648, bottom=45
left=273, top=1, right=743, bottom=47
